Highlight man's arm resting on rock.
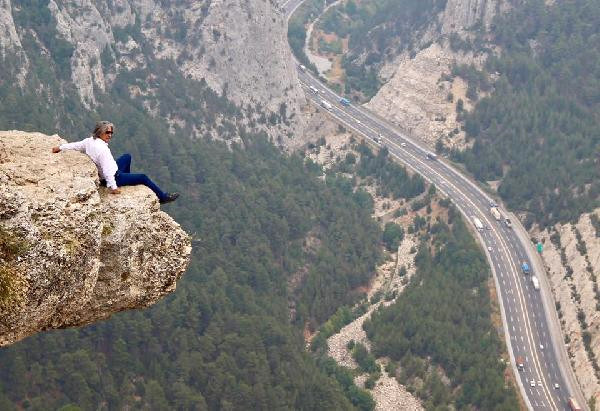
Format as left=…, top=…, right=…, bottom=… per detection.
left=52, top=140, right=86, bottom=153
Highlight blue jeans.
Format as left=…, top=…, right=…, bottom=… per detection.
left=114, top=154, right=167, bottom=201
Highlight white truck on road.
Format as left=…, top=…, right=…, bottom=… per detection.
left=531, top=276, right=540, bottom=290
left=320, top=100, right=332, bottom=110
left=491, top=207, right=502, bottom=221
left=473, top=217, right=484, bottom=231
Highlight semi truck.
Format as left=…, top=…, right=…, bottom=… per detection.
left=521, top=262, right=531, bottom=275
left=531, top=276, right=540, bottom=290
left=473, top=217, right=484, bottom=231
left=320, top=100, right=332, bottom=110
left=516, top=356, right=524, bottom=371
left=491, top=207, right=502, bottom=221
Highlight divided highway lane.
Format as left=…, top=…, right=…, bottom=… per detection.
left=296, top=71, right=578, bottom=409
left=278, top=0, right=583, bottom=408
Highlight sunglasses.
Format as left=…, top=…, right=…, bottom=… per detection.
left=105, top=130, right=113, bottom=135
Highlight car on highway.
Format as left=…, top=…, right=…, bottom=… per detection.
left=487, top=246, right=493, bottom=252
left=299, top=64, right=306, bottom=72
left=530, top=380, right=536, bottom=387
left=554, top=383, right=560, bottom=390
left=309, top=85, right=319, bottom=94
left=537, top=380, right=542, bottom=387
left=489, top=201, right=498, bottom=208
left=400, top=142, right=407, bottom=147
left=339, top=97, right=351, bottom=106
left=539, top=344, right=544, bottom=350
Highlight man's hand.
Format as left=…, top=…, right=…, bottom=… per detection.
left=110, top=188, right=121, bottom=195
left=52, top=147, right=61, bottom=153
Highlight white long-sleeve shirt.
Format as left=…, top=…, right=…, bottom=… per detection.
left=60, top=137, right=119, bottom=189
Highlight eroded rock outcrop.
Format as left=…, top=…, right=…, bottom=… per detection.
left=366, top=0, right=509, bottom=149
left=366, top=41, right=483, bottom=150
left=0, top=131, right=191, bottom=346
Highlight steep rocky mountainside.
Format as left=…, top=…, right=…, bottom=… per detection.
left=0, top=0, right=305, bottom=143
left=0, top=131, right=191, bottom=346
left=366, top=41, right=483, bottom=151
left=366, top=0, right=509, bottom=150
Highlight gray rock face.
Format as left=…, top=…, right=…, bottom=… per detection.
left=439, top=0, right=507, bottom=34
left=0, top=0, right=19, bottom=54
left=189, top=0, right=304, bottom=115
left=0, top=131, right=191, bottom=346
left=1, top=0, right=305, bottom=140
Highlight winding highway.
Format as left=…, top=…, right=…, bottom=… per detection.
left=279, top=0, right=586, bottom=409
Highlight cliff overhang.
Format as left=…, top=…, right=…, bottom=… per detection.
left=0, top=131, right=191, bottom=346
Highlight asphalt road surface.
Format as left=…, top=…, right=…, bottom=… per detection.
left=280, top=1, right=585, bottom=409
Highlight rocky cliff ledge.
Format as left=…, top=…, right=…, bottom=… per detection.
left=0, top=131, right=191, bottom=346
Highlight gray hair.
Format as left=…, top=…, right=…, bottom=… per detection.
left=92, top=121, right=114, bottom=139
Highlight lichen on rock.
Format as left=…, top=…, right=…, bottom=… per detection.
left=0, top=131, right=191, bottom=346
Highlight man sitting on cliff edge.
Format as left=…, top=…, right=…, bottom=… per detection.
left=52, top=121, right=179, bottom=204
